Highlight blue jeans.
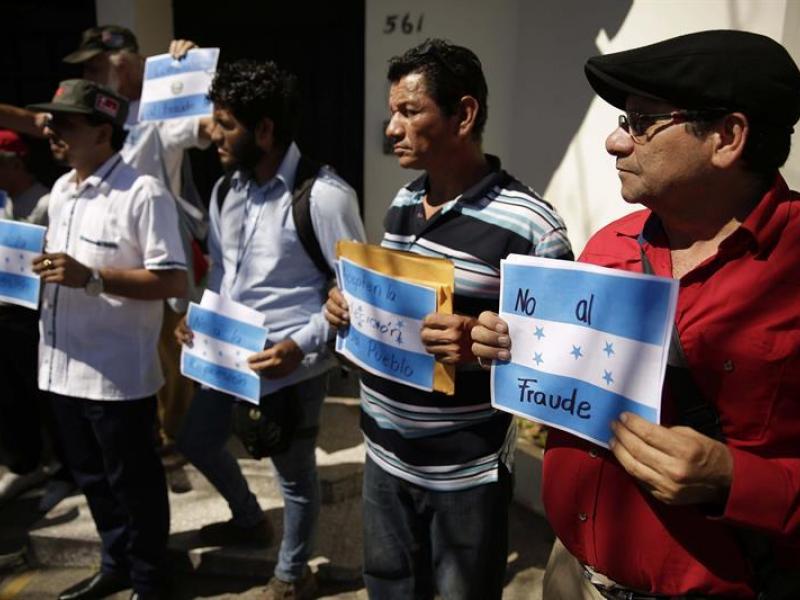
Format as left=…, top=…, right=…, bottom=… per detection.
left=177, top=374, right=327, bottom=581
left=362, top=456, right=511, bottom=600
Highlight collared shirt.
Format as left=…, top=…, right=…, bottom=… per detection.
left=207, top=142, right=366, bottom=395
left=362, top=155, right=573, bottom=491
left=39, top=154, right=187, bottom=401
left=543, top=174, right=800, bottom=598
left=123, top=100, right=211, bottom=309
left=122, top=100, right=210, bottom=200
left=2, top=181, right=50, bottom=225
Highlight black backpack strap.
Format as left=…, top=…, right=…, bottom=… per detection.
left=215, top=173, right=233, bottom=213
left=637, top=236, right=724, bottom=440
left=291, top=155, right=334, bottom=280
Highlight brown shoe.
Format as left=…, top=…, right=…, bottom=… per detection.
left=198, top=517, right=273, bottom=547
left=263, top=570, right=316, bottom=600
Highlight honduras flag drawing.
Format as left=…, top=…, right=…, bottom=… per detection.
left=181, top=291, right=269, bottom=405
left=336, top=257, right=437, bottom=392
left=138, top=48, right=219, bottom=122
left=492, top=255, right=678, bottom=448
left=0, top=220, right=46, bottom=310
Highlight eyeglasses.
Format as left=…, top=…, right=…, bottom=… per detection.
left=618, top=109, right=728, bottom=140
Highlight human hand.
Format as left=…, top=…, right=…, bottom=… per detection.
left=34, top=112, right=51, bottom=135
left=610, top=412, right=733, bottom=506
left=247, top=338, right=304, bottom=378
left=169, top=39, right=198, bottom=60
left=324, top=286, right=350, bottom=329
left=174, top=315, right=194, bottom=347
left=32, top=253, right=92, bottom=288
left=420, top=312, right=478, bottom=365
left=470, top=311, right=511, bottom=369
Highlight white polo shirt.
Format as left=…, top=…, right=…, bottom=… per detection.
left=38, top=153, right=187, bottom=401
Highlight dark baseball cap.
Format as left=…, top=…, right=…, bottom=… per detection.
left=585, top=30, right=800, bottom=130
left=27, top=79, right=129, bottom=127
left=63, top=25, right=139, bottom=64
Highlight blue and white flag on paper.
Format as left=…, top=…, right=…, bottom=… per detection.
left=336, top=257, right=437, bottom=391
left=491, top=255, right=678, bottom=447
left=138, top=48, right=219, bottom=122
left=181, top=290, right=268, bottom=405
left=0, top=220, right=46, bottom=309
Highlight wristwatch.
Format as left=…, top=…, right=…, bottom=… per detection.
left=85, top=269, right=104, bottom=296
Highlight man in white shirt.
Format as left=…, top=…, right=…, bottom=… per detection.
left=63, top=25, right=215, bottom=457
left=29, top=79, right=187, bottom=600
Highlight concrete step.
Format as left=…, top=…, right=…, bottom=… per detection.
left=27, top=397, right=366, bottom=583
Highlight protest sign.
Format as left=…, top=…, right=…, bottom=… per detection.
left=335, top=240, right=455, bottom=394
left=180, top=290, right=268, bottom=404
left=492, top=255, right=678, bottom=447
left=139, top=48, right=219, bottom=122
left=0, top=219, right=46, bottom=309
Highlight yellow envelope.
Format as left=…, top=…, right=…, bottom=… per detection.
left=336, top=240, right=455, bottom=395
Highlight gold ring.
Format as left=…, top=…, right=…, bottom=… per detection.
left=43, top=258, right=53, bottom=269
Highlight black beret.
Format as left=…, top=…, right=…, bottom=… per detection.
left=585, top=30, right=800, bottom=130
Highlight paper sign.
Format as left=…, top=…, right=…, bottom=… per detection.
left=0, top=220, right=46, bottom=309
left=139, top=48, right=219, bottom=122
left=180, top=290, right=268, bottom=404
left=337, top=257, right=438, bottom=391
left=491, top=255, right=678, bottom=447
left=336, top=240, right=456, bottom=394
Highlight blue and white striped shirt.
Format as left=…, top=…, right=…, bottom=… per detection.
left=362, top=155, right=572, bottom=491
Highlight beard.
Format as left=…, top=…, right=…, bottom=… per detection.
left=222, top=131, right=263, bottom=173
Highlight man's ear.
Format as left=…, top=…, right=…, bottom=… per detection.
left=711, top=112, right=748, bottom=169
left=455, top=95, right=480, bottom=139
left=95, top=122, right=113, bottom=147
left=254, top=117, right=275, bottom=152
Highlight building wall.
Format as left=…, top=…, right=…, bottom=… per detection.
left=363, top=0, right=798, bottom=252
left=97, top=0, right=800, bottom=252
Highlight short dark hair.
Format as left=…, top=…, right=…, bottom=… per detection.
left=387, top=39, right=488, bottom=140
left=686, top=115, right=791, bottom=179
left=85, top=114, right=127, bottom=151
left=208, top=59, right=299, bottom=147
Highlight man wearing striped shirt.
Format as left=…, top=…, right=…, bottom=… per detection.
left=326, top=39, right=572, bottom=599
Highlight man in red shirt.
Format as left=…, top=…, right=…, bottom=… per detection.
left=472, top=30, right=800, bottom=599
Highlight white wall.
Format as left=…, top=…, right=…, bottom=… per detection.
left=363, top=0, right=519, bottom=242
left=543, top=0, right=791, bottom=253
left=364, top=0, right=799, bottom=253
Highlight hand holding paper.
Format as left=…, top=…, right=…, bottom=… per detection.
left=247, top=338, right=304, bottom=379
left=490, top=254, right=678, bottom=448
left=420, top=312, right=479, bottom=365
left=334, top=240, right=455, bottom=394
left=609, top=412, right=733, bottom=506
left=180, top=290, right=269, bottom=404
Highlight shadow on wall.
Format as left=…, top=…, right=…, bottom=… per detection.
left=507, top=0, right=632, bottom=195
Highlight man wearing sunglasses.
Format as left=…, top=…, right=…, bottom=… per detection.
left=472, top=30, right=800, bottom=599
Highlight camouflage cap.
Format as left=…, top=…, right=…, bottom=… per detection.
left=27, top=79, right=129, bottom=127
left=63, top=25, right=139, bottom=64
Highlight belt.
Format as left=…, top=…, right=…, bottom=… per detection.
left=583, top=566, right=707, bottom=600
left=594, top=586, right=701, bottom=600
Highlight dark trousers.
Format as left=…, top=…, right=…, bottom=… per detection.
left=362, top=455, right=512, bottom=600
left=49, top=393, right=169, bottom=593
left=0, top=306, right=45, bottom=473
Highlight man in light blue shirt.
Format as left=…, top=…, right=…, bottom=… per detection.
left=175, top=59, right=365, bottom=599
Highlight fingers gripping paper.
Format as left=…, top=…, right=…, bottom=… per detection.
left=335, top=240, right=455, bottom=395
left=491, top=255, right=678, bottom=447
